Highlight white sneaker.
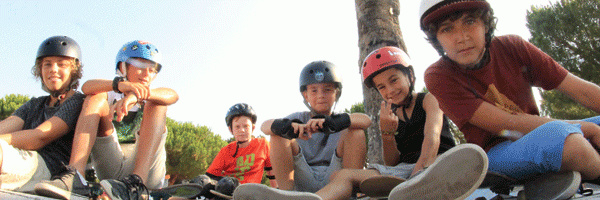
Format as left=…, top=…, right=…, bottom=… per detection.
left=524, top=171, right=581, bottom=200
left=233, top=183, right=321, bottom=200
left=388, top=143, right=488, bottom=200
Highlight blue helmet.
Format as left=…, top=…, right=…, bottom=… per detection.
left=115, top=40, right=162, bottom=76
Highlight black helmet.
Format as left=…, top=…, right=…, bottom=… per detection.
left=225, top=103, right=257, bottom=127
left=37, top=36, right=82, bottom=61
left=299, top=61, right=342, bottom=94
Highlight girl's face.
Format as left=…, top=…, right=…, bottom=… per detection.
left=41, top=56, right=74, bottom=92
left=302, top=82, right=337, bottom=115
left=372, top=68, right=411, bottom=105
left=229, top=115, right=254, bottom=143
left=436, top=13, right=487, bottom=69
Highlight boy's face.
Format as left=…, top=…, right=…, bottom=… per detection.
left=41, top=56, right=74, bottom=92
left=302, top=82, right=337, bottom=115
left=372, top=68, right=410, bottom=105
left=124, top=57, right=158, bottom=86
left=229, top=115, right=255, bottom=143
left=436, top=13, right=487, bottom=69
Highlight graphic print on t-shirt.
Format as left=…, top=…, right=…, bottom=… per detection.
left=483, top=84, right=524, bottom=115
left=234, top=153, right=255, bottom=181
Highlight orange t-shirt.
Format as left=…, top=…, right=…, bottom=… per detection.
left=206, top=137, right=272, bottom=184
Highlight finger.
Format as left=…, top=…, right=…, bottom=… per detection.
left=380, top=101, right=387, bottom=114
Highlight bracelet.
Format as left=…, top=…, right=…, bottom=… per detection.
left=112, top=76, right=124, bottom=93
left=381, top=130, right=398, bottom=135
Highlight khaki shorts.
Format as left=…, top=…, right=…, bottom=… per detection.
left=0, top=140, right=51, bottom=192
left=90, top=128, right=168, bottom=189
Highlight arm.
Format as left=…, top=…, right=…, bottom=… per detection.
left=261, top=119, right=275, bottom=136
left=379, top=101, right=400, bottom=166
left=0, top=116, right=24, bottom=135
left=411, top=93, right=443, bottom=176
left=349, top=113, right=372, bottom=130
left=146, top=87, right=178, bottom=106
left=556, top=73, right=600, bottom=113
left=0, top=116, right=71, bottom=150
left=266, top=169, right=278, bottom=188
left=81, top=79, right=114, bottom=95
left=470, top=102, right=554, bottom=137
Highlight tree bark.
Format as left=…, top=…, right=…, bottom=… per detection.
left=355, top=0, right=406, bottom=164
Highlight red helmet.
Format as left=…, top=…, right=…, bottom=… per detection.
left=361, top=46, right=412, bottom=88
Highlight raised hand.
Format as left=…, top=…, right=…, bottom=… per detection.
left=379, top=100, right=399, bottom=134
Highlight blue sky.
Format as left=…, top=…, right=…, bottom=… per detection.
left=0, top=0, right=558, bottom=139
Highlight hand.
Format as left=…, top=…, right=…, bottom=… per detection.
left=110, top=93, right=138, bottom=122
left=118, top=81, right=151, bottom=100
left=305, top=118, right=325, bottom=134
left=379, top=100, right=399, bottom=133
left=294, top=123, right=312, bottom=140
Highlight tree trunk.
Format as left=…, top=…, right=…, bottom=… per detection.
left=355, top=0, right=406, bottom=164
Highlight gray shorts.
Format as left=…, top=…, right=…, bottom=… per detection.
left=0, top=140, right=51, bottom=192
left=90, top=128, right=168, bottom=189
left=292, top=147, right=343, bottom=193
left=367, top=162, right=417, bottom=180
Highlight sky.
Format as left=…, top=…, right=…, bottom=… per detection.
left=0, top=0, right=559, bottom=140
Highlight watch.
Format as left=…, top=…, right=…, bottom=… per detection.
left=112, top=76, right=125, bottom=93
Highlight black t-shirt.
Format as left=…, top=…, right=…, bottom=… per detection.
left=12, top=92, right=85, bottom=175
left=395, top=92, right=456, bottom=163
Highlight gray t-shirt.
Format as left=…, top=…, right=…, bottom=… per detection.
left=285, top=111, right=341, bottom=166
left=12, top=92, right=85, bottom=175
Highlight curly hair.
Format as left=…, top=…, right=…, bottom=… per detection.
left=32, top=56, right=83, bottom=90
left=423, top=8, right=497, bottom=56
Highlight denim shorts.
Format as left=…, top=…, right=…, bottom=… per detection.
left=487, top=120, right=584, bottom=179
left=292, top=147, right=342, bottom=193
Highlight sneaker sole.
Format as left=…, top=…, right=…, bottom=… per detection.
left=388, top=143, right=489, bottom=200
left=524, top=171, right=581, bottom=200
left=233, top=183, right=321, bottom=200
left=34, top=182, right=88, bottom=200
left=152, top=183, right=203, bottom=198
left=359, top=175, right=405, bottom=198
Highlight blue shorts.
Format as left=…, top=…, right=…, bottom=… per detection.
left=487, top=116, right=600, bottom=179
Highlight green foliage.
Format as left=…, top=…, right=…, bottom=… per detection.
left=165, top=118, right=227, bottom=183
left=527, top=0, right=600, bottom=119
left=344, top=102, right=365, bottom=114
left=0, top=94, right=31, bottom=120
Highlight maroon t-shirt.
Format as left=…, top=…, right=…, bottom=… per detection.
left=424, top=35, right=568, bottom=151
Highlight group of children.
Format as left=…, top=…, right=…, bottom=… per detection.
left=0, top=37, right=178, bottom=200
left=2, top=0, right=600, bottom=199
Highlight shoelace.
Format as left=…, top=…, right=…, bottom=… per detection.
left=122, top=174, right=149, bottom=199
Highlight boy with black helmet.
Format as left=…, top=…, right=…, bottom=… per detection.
left=207, top=103, right=276, bottom=185
left=234, top=61, right=371, bottom=198
left=179, top=103, right=277, bottom=199
left=0, top=35, right=85, bottom=192
left=35, top=40, right=179, bottom=200
left=421, top=0, right=600, bottom=199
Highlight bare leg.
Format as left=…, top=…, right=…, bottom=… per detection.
left=337, top=129, right=366, bottom=169
left=69, top=94, right=109, bottom=175
left=269, top=135, right=300, bottom=190
left=316, top=169, right=379, bottom=200
left=132, top=101, right=167, bottom=185
left=561, top=133, right=600, bottom=180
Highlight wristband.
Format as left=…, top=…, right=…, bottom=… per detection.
left=271, top=118, right=303, bottom=139
left=314, top=113, right=351, bottom=134
left=266, top=175, right=276, bottom=180
left=112, top=76, right=124, bottom=93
